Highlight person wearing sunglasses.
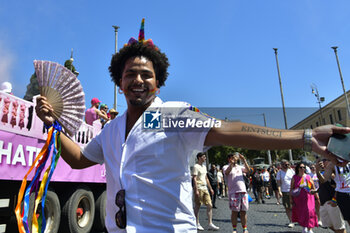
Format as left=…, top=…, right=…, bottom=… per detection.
left=276, top=160, right=295, bottom=228
left=309, top=164, right=322, bottom=226
left=35, top=19, right=350, bottom=233
left=290, top=163, right=318, bottom=233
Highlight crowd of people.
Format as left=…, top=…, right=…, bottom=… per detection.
left=84, top=97, right=119, bottom=127
left=192, top=153, right=350, bottom=233
left=35, top=19, right=350, bottom=233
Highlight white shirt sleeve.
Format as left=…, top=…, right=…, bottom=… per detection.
left=222, top=165, right=229, bottom=174
left=178, top=107, right=219, bottom=152
left=276, top=170, right=281, bottom=181
left=81, top=131, right=104, bottom=164
left=192, top=164, right=199, bottom=176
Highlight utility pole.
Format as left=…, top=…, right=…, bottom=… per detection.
left=273, top=48, right=293, bottom=162
left=263, top=113, right=272, bottom=165
left=113, top=25, right=120, bottom=111
left=331, top=46, right=350, bottom=118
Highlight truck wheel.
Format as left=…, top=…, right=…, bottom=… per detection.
left=61, top=187, right=95, bottom=233
left=42, top=191, right=60, bottom=233
left=21, top=191, right=60, bottom=233
left=93, top=191, right=106, bottom=231
left=27, top=192, right=35, bottom=232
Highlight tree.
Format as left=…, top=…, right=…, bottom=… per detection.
left=207, top=146, right=305, bottom=167
left=23, top=73, right=40, bottom=101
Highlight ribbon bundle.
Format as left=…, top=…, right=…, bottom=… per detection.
left=15, top=121, right=62, bottom=233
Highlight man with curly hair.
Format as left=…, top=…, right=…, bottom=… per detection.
left=35, top=19, right=350, bottom=233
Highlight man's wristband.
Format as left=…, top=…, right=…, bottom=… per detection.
left=303, top=129, right=313, bottom=152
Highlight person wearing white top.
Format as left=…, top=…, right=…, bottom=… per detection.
left=192, top=153, right=219, bottom=231
left=324, top=162, right=350, bottom=225
left=217, top=168, right=224, bottom=198
left=35, top=19, right=350, bottom=233
left=262, top=169, right=271, bottom=198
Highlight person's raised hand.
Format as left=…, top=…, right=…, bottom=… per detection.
left=311, top=125, right=350, bottom=166
left=238, top=153, right=245, bottom=161
left=35, top=96, right=55, bottom=126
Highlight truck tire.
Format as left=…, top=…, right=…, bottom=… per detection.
left=19, top=191, right=60, bottom=233
left=42, top=191, right=60, bottom=233
left=27, top=192, right=35, bottom=232
left=93, top=191, right=106, bottom=231
left=61, top=187, right=95, bottom=233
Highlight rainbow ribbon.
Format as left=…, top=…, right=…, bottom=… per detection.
left=15, top=121, right=62, bottom=233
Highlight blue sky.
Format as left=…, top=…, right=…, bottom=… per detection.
left=1, top=1, right=350, bottom=128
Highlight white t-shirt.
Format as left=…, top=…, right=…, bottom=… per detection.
left=305, top=165, right=311, bottom=175
left=310, top=172, right=319, bottom=190
left=334, top=163, right=350, bottom=193
left=82, top=97, right=216, bottom=233
left=222, top=164, right=247, bottom=195
left=217, top=171, right=223, bottom=183
left=276, top=168, right=295, bottom=192
left=262, top=171, right=270, bottom=182
left=193, top=164, right=208, bottom=190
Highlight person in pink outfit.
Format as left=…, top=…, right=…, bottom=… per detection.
left=85, top=97, right=109, bottom=125
left=223, top=152, right=251, bottom=233
left=291, top=162, right=318, bottom=233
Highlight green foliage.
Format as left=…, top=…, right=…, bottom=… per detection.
left=207, top=146, right=305, bottom=167
left=23, top=73, right=40, bottom=101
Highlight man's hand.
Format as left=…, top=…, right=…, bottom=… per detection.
left=312, top=125, right=350, bottom=166
left=238, top=153, right=245, bottom=161
left=315, top=159, right=323, bottom=172
left=35, top=96, right=55, bottom=126
left=210, top=188, right=214, bottom=196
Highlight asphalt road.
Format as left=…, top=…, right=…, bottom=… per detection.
left=91, top=193, right=349, bottom=233
left=197, top=194, right=350, bottom=233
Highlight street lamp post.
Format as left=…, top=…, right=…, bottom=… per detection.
left=310, top=84, right=325, bottom=125
left=113, top=25, right=120, bottom=111
left=262, top=113, right=272, bottom=165
left=331, top=46, right=350, bottom=118
left=273, top=48, right=293, bottom=162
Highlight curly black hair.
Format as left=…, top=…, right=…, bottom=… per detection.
left=109, top=43, right=170, bottom=87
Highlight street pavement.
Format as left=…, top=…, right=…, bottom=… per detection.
left=197, top=194, right=350, bottom=233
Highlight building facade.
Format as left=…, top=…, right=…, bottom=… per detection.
left=291, top=91, right=350, bottom=129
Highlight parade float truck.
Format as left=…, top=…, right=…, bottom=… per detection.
left=0, top=91, right=106, bottom=233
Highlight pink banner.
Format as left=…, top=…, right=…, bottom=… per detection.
left=0, top=131, right=106, bottom=183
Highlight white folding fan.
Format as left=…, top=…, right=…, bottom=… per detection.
left=34, top=60, right=85, bottom=136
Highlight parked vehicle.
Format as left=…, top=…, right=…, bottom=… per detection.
left=0, top=91, right=106, bottom=233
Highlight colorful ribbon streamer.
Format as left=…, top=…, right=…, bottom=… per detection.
left=15, top=121, right=62, bottom=233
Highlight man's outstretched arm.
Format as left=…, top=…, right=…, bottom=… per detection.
left=205, top=121, right=350, bottom=166
left=36, top=96, right=97, bottom=169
